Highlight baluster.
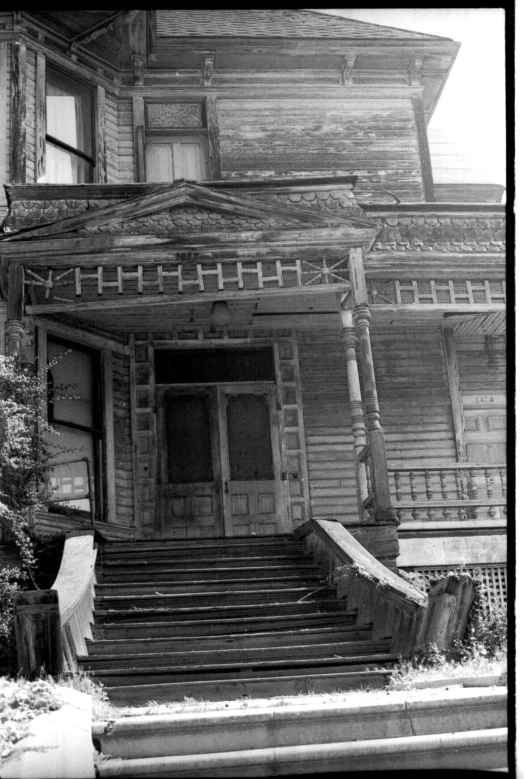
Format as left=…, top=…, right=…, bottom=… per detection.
left=456, top=470, right=467, bottom=520
left=394, top=469, right=402, bottom=502
left=409, top=470, right=422, bottom=521
left=425, top=469, right=435, bottom=520
left=468, top=469, right=480, bottom=519
left=486, top=468, right=498, bottom=519
left=440, top=469, right=452, bottom=520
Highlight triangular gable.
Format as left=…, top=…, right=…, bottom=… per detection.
left=3, top=181, right=374, bottom=242
left=156, top=9, right=450, bottom=41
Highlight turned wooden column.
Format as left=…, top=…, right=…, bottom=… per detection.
left=348, top=247, right=396, bottom=525
left=339, top=304, right=369, bottom=519
left=5, top=264, right=25, bottom=358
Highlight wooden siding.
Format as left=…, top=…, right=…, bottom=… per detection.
left=25, top=49, right=36, bottom=183
left=112, top=351, right=135, bottom=527
left=374, top=327, right=456, bottom=465
left=455, top=335, right=506, bottom=394
left=218, top=98, right=424, bottom=200
left=298, top=330, right=359, bottom=524
left=117, top=97, right=135, bottom=183
left=105, top=92, right=119, bottom=184
left=298, top=325, right=457, bottom=526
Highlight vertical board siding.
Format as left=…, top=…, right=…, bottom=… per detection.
left=455, top=336, right=506, bottom=394
left=117, top=98, right=135, bottom=182
left=218, top=98, right=424, bottom=200
left=298, top=329, right=359, bottom=524
left=105, top=92, right=119, bottom=183
left=373, top=327, right=456, bottom=464
left=25, top=49, right=36, bottom=183
left=112, top=352, right=135, bottom=526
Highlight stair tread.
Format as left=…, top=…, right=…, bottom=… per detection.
left=95, top=586, right=330, bottom=602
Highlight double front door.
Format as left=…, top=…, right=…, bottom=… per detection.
left=157, top=383, right=288, bottom=538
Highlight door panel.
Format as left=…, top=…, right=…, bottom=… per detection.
left=219, top=385, right=289, bottom=537
left=462, top=394, right=506, bottom=464
left=157, top=388, right=223, bottom=539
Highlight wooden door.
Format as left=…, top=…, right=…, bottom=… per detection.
left=157, top=388, right=223, bottom=539
left=463, top=394, right=506, bottom=464
left=218, top=385, right=289, bottom=537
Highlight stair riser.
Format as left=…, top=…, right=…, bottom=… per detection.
left=99, top=556, right=311, bottom=570
left=94, top=589, right=334, bottom=610
left=97, top=695, right=507, bottom=759
left=101, top=537, right=296, bottom=553
left=93, top=613, right=358, bottom=640
left=95, top=602, right=344, bottom=624
left=96, top=567, right=321, bottom=584
left=86, top=627, right=373, bottom=655
left=95, top=578, right=324, bottom=595
left=101, top=546, right=307, bottom=560
left=81, top=640, right=392, bottom=670
left=105, top=670, right=391, bottom=705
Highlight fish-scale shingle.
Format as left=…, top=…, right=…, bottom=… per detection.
left=156, top=9, right=450, bottom=40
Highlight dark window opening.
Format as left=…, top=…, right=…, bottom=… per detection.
left=155, top=348, right=275, bottom=384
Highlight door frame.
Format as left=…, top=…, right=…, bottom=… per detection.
left=156, top=380, right=288, bottom=537
left=217, top=383, right=288, bottom=536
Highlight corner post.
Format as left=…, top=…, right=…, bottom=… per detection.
left=348, top=248, right=396, bottom=525
left=339, top=302, right=369, bottom=519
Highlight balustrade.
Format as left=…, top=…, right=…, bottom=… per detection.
left=389, top=464, right=507, bottom=523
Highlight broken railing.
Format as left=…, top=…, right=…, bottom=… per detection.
left=390, top=464, right=507, bottom=523
left=295, top=518, right=479, bottom=657
left=14, top=531, right=98, bottom=677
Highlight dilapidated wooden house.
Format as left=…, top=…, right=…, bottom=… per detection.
left=0, top=10, right=507, bottom=701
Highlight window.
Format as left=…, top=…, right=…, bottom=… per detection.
left=42, top=68, right=94, bottom=183
left=146, top=136, right=208, bottom=182
left=144, top=101, right=210, bottom=182
left=47, top=338, right=102, bottom=520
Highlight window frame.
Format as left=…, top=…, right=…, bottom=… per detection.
left=46, top=336, right=104, bottom=521
left=42, top=64, right=96, bottom=184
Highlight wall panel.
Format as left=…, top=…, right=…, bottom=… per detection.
left=117, top=97, right=135, bottom=182
left=112, top=351, right=135, bottom=526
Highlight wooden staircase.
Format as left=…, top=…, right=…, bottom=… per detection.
left=80, top=535, right=397, bottom=705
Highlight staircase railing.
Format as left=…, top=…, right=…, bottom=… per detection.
left=390, top=464, right=507, bottom=523
left=14, top=531, right=98, bottom=677
left=295, top=518, right=479, bottom=658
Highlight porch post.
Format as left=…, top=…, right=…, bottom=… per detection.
left=348, top=248, right=396, bottom=525
left=339, top=303, right=369, bottom=520
left=5, top=264, right=25, bottom=358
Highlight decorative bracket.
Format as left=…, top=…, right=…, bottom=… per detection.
left=202, top=55, right=214, bottom=87
left=133, top=54, right=145, bottom=85
left=341, top=54, right=356, bottom=86
left=408, top=55, right=424, bottom=85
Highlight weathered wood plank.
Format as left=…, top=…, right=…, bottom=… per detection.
left=10, top=40, right=26, bottom=183
left=35, top=51, right=46, bottom=183
left=442, top=326, right=467, bottom=461
left=206, top=96, right=221, bottom=179
left=96, top=85, right=108, bottom=183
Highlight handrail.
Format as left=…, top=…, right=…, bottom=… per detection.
left=51, top=531, right=98, bottom=671
left=13, top=531, right=98, bottom=677
left=295, top=519, right=428, bottom=656
left=391, top=463, right=506, bottom=472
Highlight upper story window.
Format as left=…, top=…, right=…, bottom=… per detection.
left=44, top=68, right=94, bottom=183
left=144, top=102, right=209, bottom=183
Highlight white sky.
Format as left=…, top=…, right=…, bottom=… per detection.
left=311, top=9, right=506, bottom=186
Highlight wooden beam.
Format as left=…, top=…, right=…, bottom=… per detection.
left=206, top=96, right=221, bottom=179
left=0, top=43, right=8, bottom=209
left=27, top=281, right=352, bottom=316
left=412, top=95, right=435, bottom=203
left=441, top=325, right=467, bottom=462
left=35, top=51, right=46, bottom=183
left=36, top=318, right=129, bottom=355
left=102, top=350, right=117, bottom=524
left=95, top=85, right=107, bottom=183
left=10, top=40, right=27, bottom=184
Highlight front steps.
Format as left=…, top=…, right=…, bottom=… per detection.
left=94, top=687, right=508, bottom=776
left=80, top=536, right=397, bottom=705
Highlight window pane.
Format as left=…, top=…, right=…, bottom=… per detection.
left=226, top=394, right=274, bottom=480
left=155, top=348, right=275, bottom=384
left=146, top=144, right=174, bottom=182
left=44, top=142, right=93, bottom=184
left=173, top=142, right=205, bottom=180
left=46, top=68, right=92, bottom=155
left=48, top=425, right=95, bottom=514
left=166, top=395, right=213, bottom=483
left=48, top=341, right=94, bottom=428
